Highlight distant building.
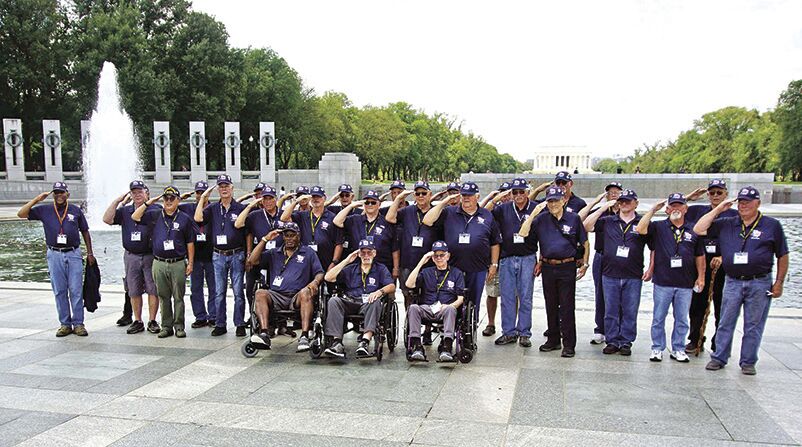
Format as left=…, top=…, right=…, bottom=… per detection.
left=531, top=146, right=595, bottom=173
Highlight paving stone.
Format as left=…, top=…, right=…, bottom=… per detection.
left=428, top=366, right=518, bottom=424
left=12, top=350, right=162, bottom=381
left=0, top=385, right=117, bottom=414
left=15, top=415, right=145, bottom=447
left=0, top=410, right=74, bottom=447
left=413, top=418, right=506, bottom=446
left=701, top=388, right=797, bottom=444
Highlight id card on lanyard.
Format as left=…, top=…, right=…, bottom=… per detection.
left=459, top=211, right=476, bottom=244
left=617, top=218, right=635, bottom=258
left=670, top=225, right=685, bottom=268
left=54, top=202, right=69, bottom=245
left=735, top=213, right=762, bottom=266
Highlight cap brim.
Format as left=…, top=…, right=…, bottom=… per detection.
left=708, top=185, right=727, bottom=190
left=311, top=193, right=325, bottom=197
left=737, top=196, right=758, bottom=201
left=667, top=200, right=686, bottom=205
left=217, top=181, right=232, bottom=185
left=52, top=188, right=67, bottom=192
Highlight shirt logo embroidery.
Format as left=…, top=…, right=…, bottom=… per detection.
left=477, top=217, right=485, bottom=225
left=368, top=277, right=376, bottom=285
left=173, top=222, right=180, bottom=229
left=751, top=230, right=761, bottom=239
left=230, top=213, right=238, bottom=221
left=296, top=255, right=305, bottom=263
left=562, top=225, right=571, bottom=234
left=321, top=221, right=329, bottom=229
left=376, top=226, right=384, bottom=234
left=566, top=207, right=574, bottom=213
left=683, top=232, right=693, bottom=241
left=67, top=214, right=75, bottom=222
left=447, top=280, right=454, bottom=288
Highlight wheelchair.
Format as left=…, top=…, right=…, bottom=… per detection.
left=403, top=287, right=477, bottom=363
left=308, top=282, right=399, bottom=361
left=240, top=274, right=324, bottom=358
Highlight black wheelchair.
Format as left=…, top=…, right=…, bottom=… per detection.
left=402, top=287, right=477, bottom=363
left=308, top=282, right=399, bottom=361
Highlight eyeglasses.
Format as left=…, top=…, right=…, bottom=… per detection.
left=364, top=200, right=378, bottom=205
left=709, top=190, right=726, bottom=196
left=359, top=249, right=374, bottom=255
left=555, top=180, right=568, bottom=186
left=163, top=196, right=177, bottom=202
left=511, top=190, right=527, bottom=195
left=414, top=192, right=429, bottom=197
left=339, top=193, right=352, bottom=198
left=432, top=253, right=447, bottom=258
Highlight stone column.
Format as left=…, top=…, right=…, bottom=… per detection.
left=189, top=121, right=207, bottom=183
left=42, top=120, right=63, bottom=182
left=318, top=152, right=361, bottom=195
left=3, top=118, right=25, bottom=181
left=259, top=121, right=276, bottom=184
left=153, top=121, right=171, bottom=184
left=224, top=121, right=242, bottom=184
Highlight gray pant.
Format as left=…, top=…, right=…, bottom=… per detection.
left=325, top=296, right=382, bottom=339
left=408, top=304, right=457, bottom=340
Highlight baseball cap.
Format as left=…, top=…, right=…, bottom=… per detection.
left=511, top=178, right=527, bottom=190
left=737, top=186, right=760, bottom=201
left=358, top=239, right=376, bottom=250
left=162, top=185, right=180, bottom=197
left=194, top=180, right=208, bottom=192
left=618, top=189, right=638, bottom=201
left=390, top=180, right=405, bottom=190
left=667, top=192, right=686, bottom=205
left=362, top=190, right=380, bottom=201
left=708, top=179, right=727, bottom=190
left=414, top=180, right=430, bottom=191
left=281, top=222, right=300, bottom=233
left=296, top=185, right=310, bottom=195
left=129, top=180, right=145, bottom=190
left=605, top=181, right=623, bottom=191
left=310, top=185, right=325, bottom=197
left=52, top=182, right=68, bottom=192
left=499, top=182, right=511, bottom=192
left=261, top=186, right=277, bottom=198
left=432, top=240, right=449, bottom=252
left=216, top=174, right=232, bottom=185
left=446, top=182, right=460, bottom=192
left=554, top=171, right=572, bottom=183
left=460, top=182, right=479, bottom=195
left=253, top=182, right=266, bottom=192
left=545, top=186, right=565, bottom=201
left=338, top=184, right=353, bottom=194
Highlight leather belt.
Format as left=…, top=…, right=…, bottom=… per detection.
left=154, top=256, right=185, bottom=263
left=728, top=273, right=769, bottom=281
left=214, top=248, right=243, bottom=256
left=541, top=257, right=576, bottom=265
left=48, top=246, right=77, bottom=252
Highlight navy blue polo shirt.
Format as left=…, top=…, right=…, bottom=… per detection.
left=337, top=262, right=393, bottom=298
left=179, top=202, right=212, bottom=261
left=432, top=206, right=501, bottom=273
left=564, top=193, right=587, bottom=214
left=532, top=211, right=587, bottom=260
left=292, top=209, right=339, bottom=268
left=28, top=203, right=88, bottom=248
left=245, top=208, right=283, bottom=248
left=685, top=205, right=738, bottom=257
left=141, top=209, right=196, bottom=259
left=708, top=213, right=788, bottom=278
left=201, top=200, right=247, bottom=250
left=259, top=246, right=324, bottom=295
left=588, top=208, right=617, bottom=252
left=396, top=205, right=442, bottom=269
left=416, top=266, right=466, bottom=305
left=341, top=214, right=397, bottom=268
left=597, top=214, right=651, bottom=279
left=493, top=201, right=539, bottom=258
left=649, top=219, right=705, bottom=288
left=113, top=204, right=162, bottom=254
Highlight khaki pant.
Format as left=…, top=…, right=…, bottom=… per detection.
left=152, top=259, right=187, bottom=330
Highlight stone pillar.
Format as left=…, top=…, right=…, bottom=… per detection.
left=189, top=121, right=207, bottom=183
left=3, top=118, right=25, bottom=181
left=224, top=121, right=242, bottom=184
left=42, top=120, right=63, bottom=182
left=153, top=121, right=171, bottom=184
left=259, top=121, right=276, bottom=184
left=318, top=152, right=361, bottom=195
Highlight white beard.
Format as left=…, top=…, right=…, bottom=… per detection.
left=670, top=211, right=682, bottom=222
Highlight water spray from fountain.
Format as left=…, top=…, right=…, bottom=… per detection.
left=83, top=61, right=142, bottom=229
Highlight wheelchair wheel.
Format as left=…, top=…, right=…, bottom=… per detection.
left=241, top=341, right=258, bottom=358
left=375, top=331, right=384, bottom=362
left=387, top=301, right=399, bottom=352
left=310, top=338, right=323, bottom=359
left=458, top=348, right=474, bottom=364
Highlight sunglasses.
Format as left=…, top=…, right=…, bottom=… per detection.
left=432, top=252, right=447, bottom=258
left=364, top=200, right=379, bottom=205
left=555, top=180, right=568, bottom=186
left=163, top=196, right=178, bottom=202
left=339, top=192, right=352, bottom=198
left=709, top=190, right=726, bottom=196
left=511, top=190, right=527, bottom=195
left=414, top=192, right=429, bottom=197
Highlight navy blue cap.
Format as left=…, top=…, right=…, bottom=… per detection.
left=618, top=189, right=638, bottom=201
left=737, top=186, right=760, bottom=201
left=358, top=239, right=376, bottom=250
left=194, top=180, right=208, bottom=192
left=253, top=182, right=266, bottom=192
left=390, top=180, right=405, bottom=190
left=554, top=171, right=572, bottom=182
left=545, top=186, right=565, bottom=201
left=511, top=178, right=527, bottom=190
left=52, top=181, right=68, bottom=192
left=432, top=240, right=449, bottom=252
left=338, top=184, right=353, bottom=193
left=216, top=174, right=232, bottom=185
left=129, top=180, right=146, bottom=190
left=362, top=190, right=380, bottom=201
left=460, top=182, right=479, bottom=195
left=310, top=185, right=325, bottom=197
left=281, top=222, right=300, bottom=233
left=667, top=192, right=686, bottom=205
left=261, top=186, right=277, bottom=198
left=163, top=185, right=180, bottom=197
left=414, top=180, right=430, bottom=191
left=499, top=182, right=511, bottom=191
left=296, top=185, right=310, bottom=195
left=605, top=181, right=623, bottom=191
left=708, top=179, right=727, bottom=190
left=446, top=182, right=461, bottom=192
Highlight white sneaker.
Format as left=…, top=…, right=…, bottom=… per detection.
left=671, top=351, right=690, bottom=363
left=590, top=333, right=606, bottom=345
left=649, top=350, right=663, bottom=362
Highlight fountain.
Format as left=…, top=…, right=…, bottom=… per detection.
left=82, top=61, right=142, bottom=228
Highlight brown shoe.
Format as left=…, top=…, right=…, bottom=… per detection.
left=73, top=325, right=88, bottom=336
left=56, top=325, right=72, bottom=337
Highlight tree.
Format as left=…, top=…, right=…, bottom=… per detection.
left=775, top=80, right=802, bottom=181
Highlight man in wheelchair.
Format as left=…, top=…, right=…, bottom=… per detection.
left=247, top=222, right=324, bottom=352
left=323, top=239, right=396, bottom=358
left=405, top=241, right=465, bottom=362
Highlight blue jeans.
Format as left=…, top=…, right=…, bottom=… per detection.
left=464, top=270, right=487, bottom=321
left=602, top=276, right=643, bottom=348
left=651, top=285, right=692, bottom=352
left=212, top=251, right=246, bottom=328
left=190, top=258, right=216, bottom=321
left=46, top=248, right=84, bottom=326
left=711, top=276, right=773, bottom=367
left=592, top=254, right=605, bottom=334
left=499, top=254, right=536, bottom=337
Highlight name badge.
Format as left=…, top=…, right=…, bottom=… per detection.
left=459, top=233, right=471, bottom=244
left=131, top=231, right=142, bottom=241
left=513, top=234, right=525, bottom=244
left=734, top=252, right=749, bottom=265
left=705, top=245, right=716, bottom=254
left=361, top=294, right=370, bottom=303
left=431, top=301, right=443, bottom=314
left=196, top=233, right=206, bottom=242
left=616, top=246, right=630, bottom=258
left=411, top=236, right=424, bottom=247
left=670, top=256, right=683, bottom=269
left=266, top=240, right=276, bottom=250
left=163, top=240, right=175, bottom=251
left=272, top=276, right=284, bottom=287
left=216, top=235, right=228, bottom=245
left=57, top=234, right=67, bottom=245
left=309, top=244, right=318, bottom=252
left=343, top=241, right=349, bottom=249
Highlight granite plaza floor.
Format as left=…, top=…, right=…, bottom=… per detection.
left=0, top=281, right=801, bottom=446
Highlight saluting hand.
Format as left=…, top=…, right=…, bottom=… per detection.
left=445, top=193, right=460, bottom=202
left=602, top=199, right=618, bottom=209
left=716, top=198, right=737, bottom=211
left=202, top=185, right=217, bottom=198
left=398, top=190, right=414, bottom=200
left=37, top=192, right=51, bottom=202
left=422, top=251, right=435, bottom=262
left=686, top=187, right=707, bottom=201
left=346, top=250, right=360, bottom=263
left=351, top=200, right=365, bottom=208
left=262, top=229, right=281, bottom=242
left=651, top=199, right=667, bottom=213
left=297, top=194, right=312, bottom=202
left=536, top=181, right=552, bottom=191
left=147, top=194, right=163, bottom=206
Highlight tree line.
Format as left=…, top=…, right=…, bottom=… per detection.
left=1, top=0, right=527, bottom=180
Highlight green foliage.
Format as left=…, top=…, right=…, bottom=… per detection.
left=775, top=80, right=802, bottom=181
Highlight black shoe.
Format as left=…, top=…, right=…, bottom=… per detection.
left=561, top=348, right=575, bottom=358
left=146, top=320, right=160, bottom=334
left=495, top=335, right=518, bottom=345
left=211, top=326, right=227, bottom=336
left=236, top=326, right=246, bottom=337
left=619, top=345, right=632, bottom=356
left=685, top=341, right=701, bottom=354
left=191, top=320, right=208, bottom=329
left=482, top=325, right=496, bottom=336
left=116, top=315, right=133, bottom=326
left=543, top=330, right=549, bottom=337
left=519, top=336, right=532, bottom=348
left=422, top=330, right=433, bottom=346
left=126, top=320, right=145, bottom=334
left=602, top=344, right=620, bottom=355
left=539, top=343, right=562, bottom=352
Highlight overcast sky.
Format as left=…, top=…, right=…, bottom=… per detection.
left=193, top=0, right=802, bottom=162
